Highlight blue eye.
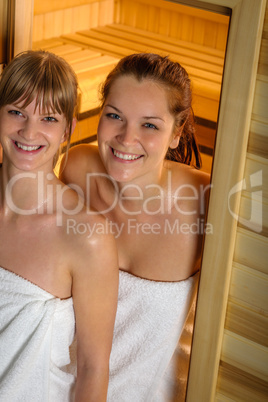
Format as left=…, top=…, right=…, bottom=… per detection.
left=44, top=116, right=57, bottom=122
left=144, top=122, right=158, bottom=130
left=8, top=110, right=22, bottom=116
left=106, top=113, right=121, bottom=120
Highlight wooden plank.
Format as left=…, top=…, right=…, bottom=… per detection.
left=77, top=65, right=118, bottom=113
left=78, top=29, right=223, bottom=79
left=204, top=20, right=218, bottom=48
left=93, top=25, right=225, bottom=67
left=247, top=131, right=268, bottom=159
left=61, top=32, right=134, bottom=57
left=71, top=114, right=99, bottom=144
left=158, top=8, right=170, bottom=36
left=62, top=8, right=73, bottom=36
left=119, top=0, right=230, bottom=24
left=193, top=17, right=206, bottom=45
left=244, top=153, right=268, bottom=200
left=229, top=261, right=268, bottom=312
left=136, top=2, right=149, bottom=30
left=252, top=78, right=268, bottom=123
left=216, top=23, right=229, bottom=51
left=14, top=0, right=33, bottom=55
left=33, top=14, right=44, bottom=43
left=62, top=49, right=102, bottom=64
left=258, top=38, right=268, bottom=76
left=225, top=300, right=268, bottom=347
left=147, top=6, right=159, bottom=33
left=106, top=23, right=226, bottom=58
left=32, top=38, right=64, bottom=50
left=250, top=119, right=268, bottom=137
left=43, top=44, right=82, bottom=56
left=221, top=330, right=268, bottom=382
left=98, top=0, right=114, bottom=26
left=217, top=362, right=268, bottom=401
left=89, top=2, right=99, bottom=29
left=70, top=55, right=118, bottom=74
left=233, top=228, right=268, bottom=275
left=34, top=0, right=107, bottom=15
left=238, top=191, right=268, bottom=236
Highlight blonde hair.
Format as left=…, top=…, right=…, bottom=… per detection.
left=0, top=50, right=79, bottom=165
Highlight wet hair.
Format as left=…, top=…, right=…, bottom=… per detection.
left=100, top=53, right=201, bottom=168
left=0, top=50, right=78, bottom=165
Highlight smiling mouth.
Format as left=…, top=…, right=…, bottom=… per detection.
left=15, top=141, right=43, bottom=152
left=112, top=148, right=142, bottom=161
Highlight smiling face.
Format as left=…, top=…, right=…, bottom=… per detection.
left=97, top=75, right=179, bottom=185
left=0, top=98, right=68, bottom=173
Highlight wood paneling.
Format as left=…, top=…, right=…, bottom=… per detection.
left=33, top=0, right=114, bottom=42
left=34, top=0, right=107, bottom=15
left=118, top=0, right=229, bottom=50
left=187, top=0, right=267, bottom=400
left=215, top=1, right=268, bottom=399
left=217, top=362, right=268, bottom=401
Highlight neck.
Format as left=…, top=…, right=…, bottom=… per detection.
left=111, top=168, right=173, bottom=215
left=0, top=162, right=57, bottom=215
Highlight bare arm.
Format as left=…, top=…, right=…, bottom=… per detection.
left=70, top=217, right=118, bottom=401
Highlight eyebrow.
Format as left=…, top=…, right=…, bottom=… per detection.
left=105, top=104, right=165, bottom=122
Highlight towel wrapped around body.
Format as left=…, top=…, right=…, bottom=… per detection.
left=107, top=270, right=199, bottom=402
left=0, top=266, right=75, bottom=402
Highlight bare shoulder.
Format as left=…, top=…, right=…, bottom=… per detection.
left=168, top=161, right=210, bottom=189
left=61, top=206, right=118, bottom=275
left=59, top=144, right=104, bottom=186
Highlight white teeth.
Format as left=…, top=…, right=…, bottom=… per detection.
left=113, top=149, right=140, bottom=160
left=16, top=142, right=41, bottom=151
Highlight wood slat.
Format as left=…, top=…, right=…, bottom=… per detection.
left=233, top=228, right=268, bottom=274
left=244, top=154, right=268, bottom=200
left=229, top=261, right=268, bottom=312
left=247, top=131, right=268, bottom=159
left=217, top=362, right=268, bottom=401
left=34, top=0, right=108, bottom=15
left=225, top=300, right=268, bottom=347
left=61, top=32, right=134, bottom=57
left=78, top=28, right=223, bottom=78
left=43, top=44, right=82, bottom=57
left=92, top=25, right=224, bottom=67
left=62, top=49, right=102, bottom=64
left=71, top=55, right=118, bottom=75
left=32, top=38, right=64, bottom=50
left=221, top=330, right=268, bottom=382
left=238, top=191, right=268, bottom=236
left=258, top=38, right=268, bottom=76
left=119, top=0, right=229, bottom=25
left=252, top=78, right=268, bottom=123
left=108, top=23, right=225, bottom=58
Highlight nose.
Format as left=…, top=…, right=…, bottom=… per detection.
left=18, top=119, right=37, bottom=142
left=117, top=123, right=137, bottom=146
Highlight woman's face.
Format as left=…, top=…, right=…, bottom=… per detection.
left=97, top=75, right=179, bottom=185
left=0, top=97, right=68, bottom=172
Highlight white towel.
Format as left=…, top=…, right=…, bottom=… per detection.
left=0, top=267, right=75, bottom=402
left=107, top=270, right=199, bottom=402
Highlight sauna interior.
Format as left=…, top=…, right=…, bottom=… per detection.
left=1, top=0, right=268, bottom=400
left=32, top=0, right=230, bottom=175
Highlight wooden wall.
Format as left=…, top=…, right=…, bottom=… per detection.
left=33, top=0, right=114, bottom=42
left=114, top=0, right=228, bottom=51
left=215, top=2, right=268, bottom=399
